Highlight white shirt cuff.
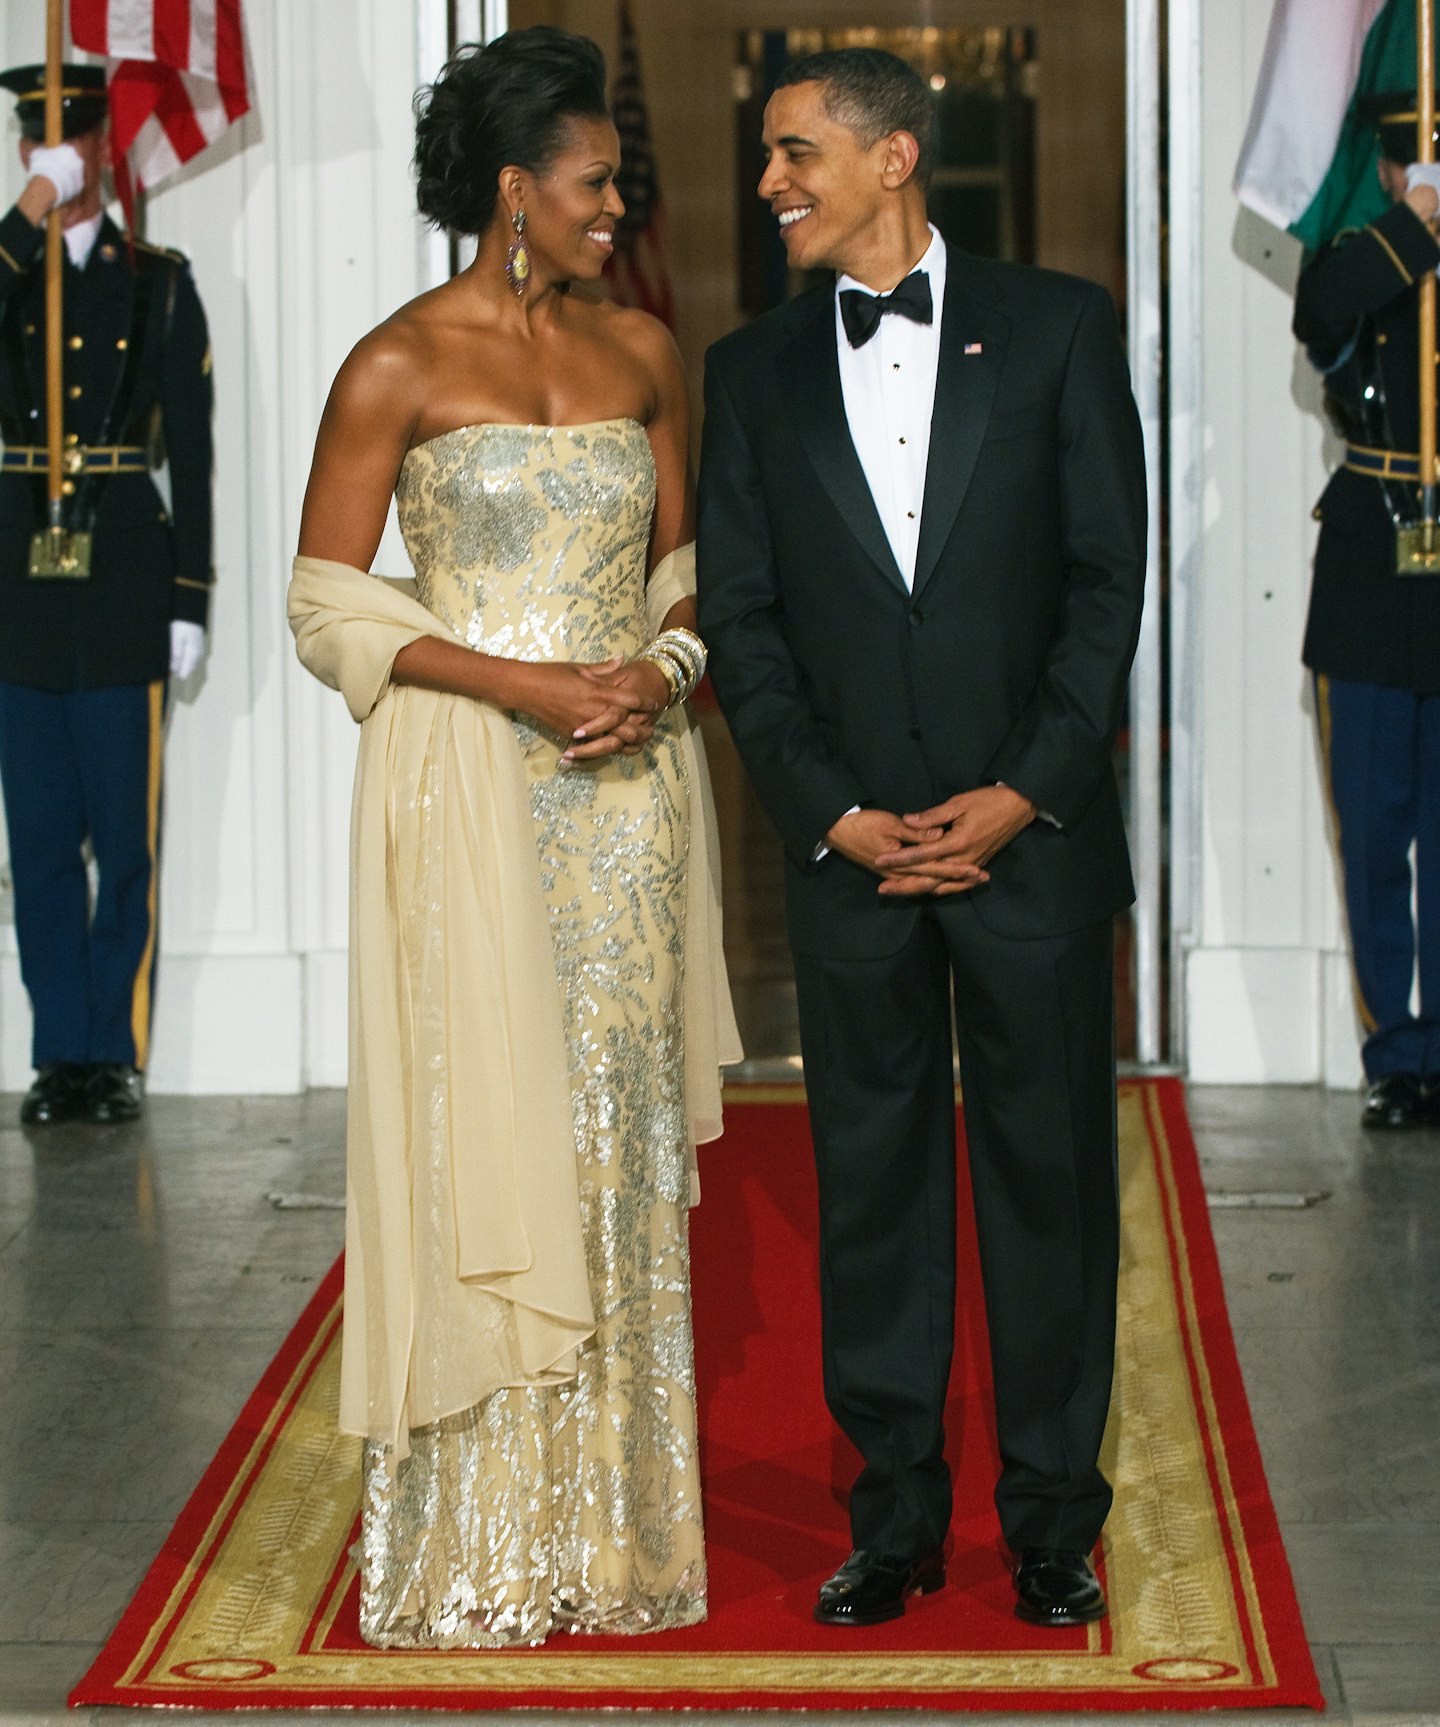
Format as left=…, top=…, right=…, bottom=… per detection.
left=813, top=804, right=862, bottom=862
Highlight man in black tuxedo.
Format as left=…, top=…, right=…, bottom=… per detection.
left=697, top=49, right=1146, bottom=1629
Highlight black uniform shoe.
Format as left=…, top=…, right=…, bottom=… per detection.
left=19, top=1063, right=87, bottom=1125
left=814, top=1547, right=946, bottom=1626
left=1361, top=1072, right=1424, bottom=1131
left=85, top=1064, right=144, bottom=1123
left=1013, top=1547, right=1107, bottom=1626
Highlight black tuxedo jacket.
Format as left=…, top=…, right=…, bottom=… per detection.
left=696, top=244, right=1147, bottom=957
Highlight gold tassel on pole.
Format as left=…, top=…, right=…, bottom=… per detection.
left=1398, top=0, right=1440, bottom=573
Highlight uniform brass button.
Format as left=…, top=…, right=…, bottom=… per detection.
left=64, top=431, right=79, bottom=447
left=67, top=384, right=82, bottom=399
left=115, top=337, right=128, bottom=351
left=64, top=447, right=84, bottom=475
left=23, top=323, right=34, bottom=336
left=61, top=479, right=75, bottom=496
left=68, top=334, right=83, bottom=350
left=1377, top=332, right=1389, bottom=344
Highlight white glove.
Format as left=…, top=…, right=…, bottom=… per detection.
left=169, top=620, right=206, bottom=680
left=26, top=142, right=85, bottom=207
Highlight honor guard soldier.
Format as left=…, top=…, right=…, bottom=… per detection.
left=1295, top=93, right=1440, bottom=1131
left=0, top=63, right=213, bottom=1125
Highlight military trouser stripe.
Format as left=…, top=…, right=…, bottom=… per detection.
left=129, top=680, right=165, bottom=1072
left=1315, top=673, right=1380, bottom=1036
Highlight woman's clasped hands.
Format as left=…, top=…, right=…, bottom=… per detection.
left=512, top=654, right=673, bottom=762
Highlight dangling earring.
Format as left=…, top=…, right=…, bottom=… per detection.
left=505, top=207, right=531, bottom=296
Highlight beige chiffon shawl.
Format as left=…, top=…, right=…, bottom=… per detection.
left=288, top=548, right=740, bottom=1455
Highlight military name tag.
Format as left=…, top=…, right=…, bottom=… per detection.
left=28, top=529, right=93, bottom=579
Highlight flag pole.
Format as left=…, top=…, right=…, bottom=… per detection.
left=44, top=0, right=64, bottom=545
left=1399, top=0, right=1440, bottom=572
left=1420, top=0, right=1436, bottom=551
left=30, top=0, right=87, bottom=577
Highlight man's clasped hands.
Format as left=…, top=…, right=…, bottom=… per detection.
left=825, top=785, right=1038, bottom=898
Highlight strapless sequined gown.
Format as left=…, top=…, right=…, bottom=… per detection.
left=358, top=420, right=705, bottom=1647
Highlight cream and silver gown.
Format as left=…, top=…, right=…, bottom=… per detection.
left=357, top=419, right=706, bottom=1647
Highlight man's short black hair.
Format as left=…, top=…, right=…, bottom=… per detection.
left=775, top=48, right=934, bottom=190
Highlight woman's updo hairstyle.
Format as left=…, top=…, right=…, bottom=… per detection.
left=414, top=27, right=610, bottom=238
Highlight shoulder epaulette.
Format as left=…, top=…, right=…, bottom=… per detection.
left=1362, top=221, right=1414, bottom=285
left=132, top=237, right=188, bottom=266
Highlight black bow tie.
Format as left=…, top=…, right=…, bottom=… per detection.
left=838, top=270, right=934, bottom=348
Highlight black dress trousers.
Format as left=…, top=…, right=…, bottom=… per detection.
left=794, top=896, right=1118, bottom=1559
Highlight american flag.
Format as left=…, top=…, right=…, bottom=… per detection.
left=607, top=0, right=674, bottom=327
left=70, top=0, right=250, bottom=222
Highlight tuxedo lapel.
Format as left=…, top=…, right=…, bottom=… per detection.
left=912, top=264, right=1010, bottom=601
left=778, top=295, right=908, bottom=597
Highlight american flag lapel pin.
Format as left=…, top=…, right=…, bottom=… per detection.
left=963, top=341, right=983, bottom=356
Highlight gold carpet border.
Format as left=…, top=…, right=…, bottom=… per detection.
left=113, top=1081, right=1279, bottom=1699
left=1139, top=1082, right=1274, bottom=1688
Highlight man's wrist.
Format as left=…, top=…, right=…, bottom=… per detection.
left=16, top=179, right=56, bottom=226
left=815, top=803, right=862, bottom=862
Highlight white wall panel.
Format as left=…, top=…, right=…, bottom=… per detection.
left=1182, top=0, right=1365, bottom=1083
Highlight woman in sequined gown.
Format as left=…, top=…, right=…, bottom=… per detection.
left=289, top=29, right=738, bottom=1649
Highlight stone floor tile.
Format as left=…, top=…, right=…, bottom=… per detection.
left=0, top=1643, right=94, bottom=1712
left=1281, top=1526, right=1440, bottom=1647
left=0, top=1521, right=173, bottom=1645
left=1335, top=1639, right=1440, bottom=1720
left=0, top=1328, right=294, bottom=1524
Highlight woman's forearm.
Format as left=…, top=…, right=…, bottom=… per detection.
left=659, top=596, right=698, bottom=634
left=392, top=635, right=530, bottom=708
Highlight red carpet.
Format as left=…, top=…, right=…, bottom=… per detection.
left=72, top=1078, right=1321, bottom=1710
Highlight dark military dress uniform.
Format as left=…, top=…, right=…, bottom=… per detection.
left=0, top=184, right=213, bottom=1102
left=1295, top=195, right=1440, bottom=1099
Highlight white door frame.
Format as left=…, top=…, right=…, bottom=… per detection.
left=1126, top=0, right=1170, bottom=1067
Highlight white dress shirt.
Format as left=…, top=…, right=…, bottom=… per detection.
left=834, top=225, right=946, bottom=591
left=815, top=228, right=1052, bottom=857
left=63, top=212, right=102, bottom=270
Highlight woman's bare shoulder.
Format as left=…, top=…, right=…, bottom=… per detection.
left=323, top=299, right=445, bottom=431
left=581, top=299, right=685, bottom=406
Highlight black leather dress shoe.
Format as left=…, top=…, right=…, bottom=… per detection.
left=86, top=1064, right=144, bottom=1123
left=1013, top=1547, right=1106, bottom=1626
left=814, top=1547, right=945, bottom=1626
left=1362, top=1072, right=1424, bottom=1131
left=19, top=1063, right=87, bottom=1125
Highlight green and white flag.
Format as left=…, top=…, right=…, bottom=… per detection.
left=1235, top=0, right=1433, bottom=249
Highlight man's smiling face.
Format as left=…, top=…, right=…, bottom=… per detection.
left=758, top=81, right=891, bottom=276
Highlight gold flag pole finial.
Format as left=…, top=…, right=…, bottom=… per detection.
left=1399, top=0, right=1440, bottom=572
